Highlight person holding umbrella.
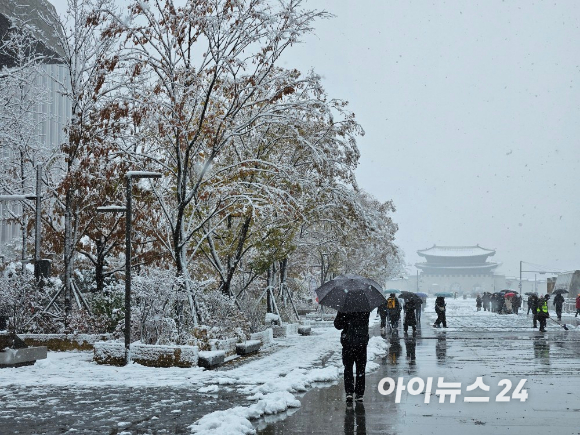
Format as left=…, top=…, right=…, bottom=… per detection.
left=576, top=294, right=580, bottom=317
left=315, top=274, right=386, bottom=403
left=414, top=295, right=424, bottom=324
left=403, top=296, right=417, bottom=336
left=513, top=294, right=521, bottom=315
left=386, top=293, right=402, bottom=333
left=377, top=301, right=388, bottom=334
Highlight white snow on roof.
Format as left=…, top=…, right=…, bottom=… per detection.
left=417, top=245, right=495, bottom=258
left=416, top=262, right=500, bottom=270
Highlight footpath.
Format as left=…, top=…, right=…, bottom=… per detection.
left=255, top=301, right=580, bottom=435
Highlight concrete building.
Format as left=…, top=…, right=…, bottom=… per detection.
left=0, top=0, right=70, bottom=255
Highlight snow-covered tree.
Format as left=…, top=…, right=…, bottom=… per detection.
left=0, top=18, right=53, bottom=260
left=111, top=0, right=331, bottom=323
left=39, top=0, right=127, bottom=317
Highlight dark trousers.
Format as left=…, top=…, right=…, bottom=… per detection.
left=404, top=313, right=416, bottom=333
left=576, top=308, right=580, bottom=317
left=538, top=317, right=547, bottom=331
left=533, top=313, right=538, bottom=327
left=415, top=308, right=421, bottom=324
left=434, top=312, right=446, bottom=327
left=379, top=314, right=387, bottom=328
left=556, top=306, right=562, bottom=320
left=342, top=345, right=367, bottom=397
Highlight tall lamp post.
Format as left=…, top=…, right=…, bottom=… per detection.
left=519, top=261, right=560, bottom=297
left=97, top=171, right=161, bottom=366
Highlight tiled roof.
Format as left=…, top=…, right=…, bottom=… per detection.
left=417, top=244, right=496, bottom=258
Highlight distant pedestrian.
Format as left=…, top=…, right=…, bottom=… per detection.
left=576, top=294, right=580, bottom=317
left=433, top=296, right=447, bottom=328
left=529, top=294, right=539, bottom=328
left=476, top=295, right=482, bottom=311
left=513, top=295, right=521, bottom=315
left=553, top=293, right=565, bottom=321
left=482, top=293, right=490, bottom=311
left=415, top=296, right=423, bottom=324
left=536, top=295, right=550, bottom=332
left=377, top=302, right=388, bottom=334
left=403, top=298, right=417, bottom=335
left=491, top=294, right=499, bottom=313
left=504, top=296, right=513, bottom=314
left=385, top=293, right=401, bottom=333
left=334, top=311, right=370, bottom=402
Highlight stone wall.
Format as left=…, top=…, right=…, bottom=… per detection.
left=93, top=342, right=199, bottom=368
left=20, top=334, right=112, bottom=351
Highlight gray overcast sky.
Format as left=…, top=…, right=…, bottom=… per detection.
left=49, top=0, right=580, bottom=277
left=282, top=0, right=580, bottom=277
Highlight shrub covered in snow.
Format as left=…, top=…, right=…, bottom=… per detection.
left=0, top=266, right=55, bottom=333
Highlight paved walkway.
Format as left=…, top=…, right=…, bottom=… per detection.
left=256, top=315, right=580, bottom=435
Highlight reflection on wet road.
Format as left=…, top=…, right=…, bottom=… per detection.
left=256, top=318, right=580, bottom=435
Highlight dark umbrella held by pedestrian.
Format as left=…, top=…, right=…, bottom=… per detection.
left=315, top=274, right=386, bottom=313
left=315, top=274, right=386, bottom=403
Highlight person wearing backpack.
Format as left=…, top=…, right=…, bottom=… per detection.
left=386, top=293, right=401, bottom=332
left=334, top=311, right=370, bottom=402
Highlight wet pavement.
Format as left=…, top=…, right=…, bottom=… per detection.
left=255, top=314, right=580, bottom=435
left=0, top=385, right=250, bottom=434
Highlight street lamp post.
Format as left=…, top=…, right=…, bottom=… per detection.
left=97, top=171, right=161, bottom=366
left=518, top=261, right=561, bottom=297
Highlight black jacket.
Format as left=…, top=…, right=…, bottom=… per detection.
left=334, top=311, right=370, bottom=348
left=553, top=294, right=565, bottom=308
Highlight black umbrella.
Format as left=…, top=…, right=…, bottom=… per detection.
left=315, top=274, right=386, bottom=313
left=553, top=289, right=569, bottom=295
left=524, top=292, right=538, bottom=296
left=399, top=291, right=422, bottom=302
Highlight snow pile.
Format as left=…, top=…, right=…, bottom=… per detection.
left=188, top=325, right=389, bottom=434
left=249, top=329, right=274, bottom=347
left=208, top=338, right=238, bottom=355
left=198, top=384, right=219, bottom=393
left=190, top=391, right=300, bottom=435
left=264, top=313, right=280, bottom=325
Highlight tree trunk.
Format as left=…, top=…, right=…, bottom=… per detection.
left=63, top=190, right=73, bottom=319
left=266, top=266, right=273, bottom=313
left=279, top=258, right=288, bottom=306
left=95, top=237, right=105, bottom=293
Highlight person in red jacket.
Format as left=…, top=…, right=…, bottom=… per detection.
left=575, top=294, right=580, bottom=317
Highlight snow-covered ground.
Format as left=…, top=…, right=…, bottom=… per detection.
left=1, top=298, right=577, bottom=434
left=0, top=315, right=388, bottom=434
left=421, top=297, right=580, bottom=331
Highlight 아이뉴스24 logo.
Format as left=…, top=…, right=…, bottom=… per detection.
left=378, top=376, right=528, bottom=403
